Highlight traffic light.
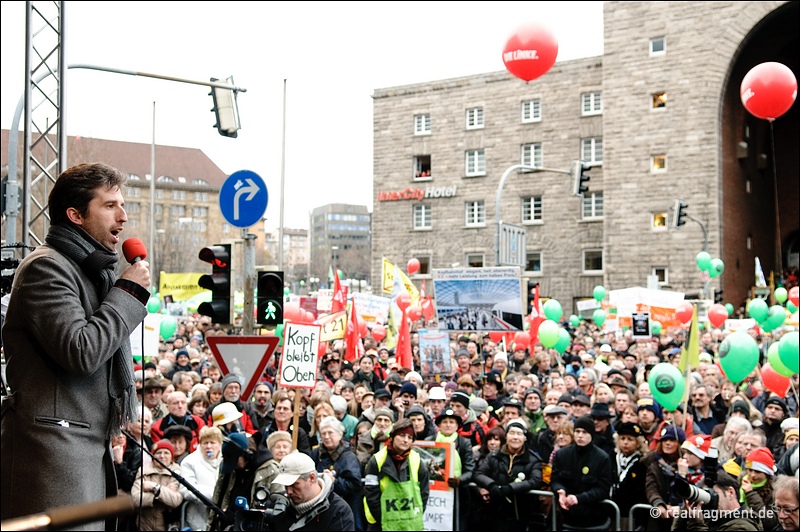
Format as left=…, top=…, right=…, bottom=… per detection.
left=714, top=289, right=724, bottom=304
left=571, top=160, right=591, bottom=197
left=673, top=199, right=688, bottom=228
left=209, top=76, right=241, bottom=138
left=257, top=270, right=284, bottom=326
left=198, top=244, right=233, bottom=325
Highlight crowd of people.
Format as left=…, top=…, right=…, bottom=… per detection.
left=115, top=314, right=798, bottom=531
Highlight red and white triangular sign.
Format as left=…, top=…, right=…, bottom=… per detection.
left=206, top=336, right=280, bottom=401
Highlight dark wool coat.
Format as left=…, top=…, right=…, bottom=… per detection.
left=473, top=445, right=544, bottom=525
left=1, top=244, right=147, bottom=530
left=550, top=443, right=614, bottom=528
left=311, top=440, right=365, bottom=531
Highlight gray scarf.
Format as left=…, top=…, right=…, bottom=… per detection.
left=45, top=223, right=137, bottom=438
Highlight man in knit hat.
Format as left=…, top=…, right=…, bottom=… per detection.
left=551, top=414, right=614, bottom=529
left=450, top=390, right=485, bottom=446
left=205, top=374, right=257, bottom=435
left=762, top=396, right=789, bottom=458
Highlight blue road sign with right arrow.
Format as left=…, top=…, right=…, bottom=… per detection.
left=219, top=170, right=268, bottom=228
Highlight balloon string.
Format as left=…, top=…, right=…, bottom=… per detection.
left=769, top=119, right=782, bottom=282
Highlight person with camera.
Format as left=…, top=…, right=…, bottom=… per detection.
left=671, top=471, right=762, bottom=530
left=270, top=450, right=355, bottom=531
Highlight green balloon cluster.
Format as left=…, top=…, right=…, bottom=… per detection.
left=696, top=252, right=712, bottom=272
left=569, top=314, right=581, bottom=327
left=748, top=299, right=769, bottom=323
left=778, top=331, right=798, bottom=374
left=543, top=299, right=563, bottom=322
left=554, top=328, right=571, bottom=355
left=538, top=319, right=560, bottom=348
left=708, top=258, right=725, bottom=278
left=761, top=305, right=786, bottom=332
left=767, top=342, right=793, bottom=377
left=647, top=363, right=685, bottom=411
left=718, top=331, right=759, bottom=382
left=695, top=251, right=725, bottom=278
left=593, top=309, right=606, bottom=327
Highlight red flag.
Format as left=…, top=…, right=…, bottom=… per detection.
left=394, top=308, right=412, bottom=369
left=331, top=271, right=346, bottom=313
left=344, top=298, right=363, bottom=363
left=528, top=284, right=545, bottom=346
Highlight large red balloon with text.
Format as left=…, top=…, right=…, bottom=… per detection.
left=740, top=62, right=797, bottom=121
left=502, top=23, right=558, bottom=82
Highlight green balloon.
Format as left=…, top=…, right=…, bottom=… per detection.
left=569, top=314, right=581, bottom=327
left=283, top=286, right=291, bottom=295
left=748, top=299, right=769, bottom=323
left=543, top=299, right=563, bottom=322
left=774, top=287, right=788, bottom=304
left=719, top=331, right=759, bottom=382
left=554, top=328, right=571, bottom=354
left=768, top=342, right=794, bottom=377
left=160, top=316, right=177, bottom=340
left=651, top=320, right=662, bottom=335
left=146, top=296, right=161, bottom=313
left=708, top=258, right=725, bottom=278
left=592, top=309, right=606, bottom=327
left=275, top=323, right=285, bottom=346
left=788, top=301, right=799, bottom=313
left=538, top=319, right=560, bottom=348
left=778, top=331, right=799, bottom=374
left=761, top=305, right=786, bottom=332
left=593, top=285, right=606, bottom=302
left=725, top=303, right=735, bottom=315
left=647, top=363, right=685, bottom=411
left=695, top=251, right=712, bottom=272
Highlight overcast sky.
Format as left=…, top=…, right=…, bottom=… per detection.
left=1, top=1, right=604, bottom=230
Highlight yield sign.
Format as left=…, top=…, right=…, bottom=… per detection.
left=206, top=336, right=279, bottom=401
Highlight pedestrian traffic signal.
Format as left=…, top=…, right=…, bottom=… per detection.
left=714, top=289, right=724, bottom=304
left=571, top=160, right=591, bottom=197
left=257, top=270, right=284, bottom=326
left=198, top=244, right=233, bottom=325
left=209, top=76, right=241, bottom=138
left=673, top=199, right=688, bottom=228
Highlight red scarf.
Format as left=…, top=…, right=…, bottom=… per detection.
left=386, top=438, right=410, bottom=462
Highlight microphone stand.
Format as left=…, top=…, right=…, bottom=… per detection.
left=122, top=429, right=231, bottom=522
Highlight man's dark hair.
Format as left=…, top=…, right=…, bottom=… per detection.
left=49, top=163, right=127, bottom=225
left=714, top=471, right=739, bottom=494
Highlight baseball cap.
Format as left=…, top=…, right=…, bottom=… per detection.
left=272, top=451, right=316, bottom=486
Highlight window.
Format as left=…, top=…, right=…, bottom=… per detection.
left=415, top=255, right=432, bottom=275
left=581, top=137, right=603, bottom=165
left=466, top=254, right=484, bottom=268
left=191, top=179, right=209, bottom=186
left=194, top=192, right=209, bottom=202
left=171, top=205, right=186, bottom=216
left=466, top=107, right=484, bottom=129
left=223, top=223, right=231, bottom=234
left=413, top=204, right=432, bottom=230
left=127, top=202, right=140, bottom=214
left=157, top=175, right=174, bottom=183
left=128, top=219, right=139, bottom=228
left=522, top=196, right=543, bottom=223
left=465, top=200, right=485, bottom=226
left=521, top=143, right=543, bottom=168
left=193, top=206, right=208, bottom=218
left=652, top=92, right=667, bottom=109
left=652, top=212, right=668, bottom=230
left=582, top=192, right=604, bottom=219
left=465, top=149, right=485, bottom=176
left=521, top=99, right=541, bottom=123
left=526, top=251, right=542, bottom=273
left=156, top=189, right=164, bottom=199
left=128, top=174, right=141, bottom=181
left=583, top=249, right=604, bottom=273
left=651, top=155, right=667, bottom=172
left=127, top=187, right=140, bottom=198
left=650, top=37, right=666, bottom=56
left=172, top=190, right=186, bottom=200
left=414, top=114, right=431, bottom=135
left=581, top=91, right=602, bottom=115
left=653, top=267, right=668, bottom=285
left=414, top=155, right=432, bottom=180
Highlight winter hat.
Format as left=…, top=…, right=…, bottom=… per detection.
left=785, top=429, right=799, bottom=443
left=745, top=447, right=775, bottom=476
left=266, top=430, right=292, bottom=452
left=435, top=408, right=463, bottom=428
left=637, top=397, right=663, bottom=419
left=175, top=349, right=190, bottom=361
left=456, top=348, right=470, bottom=359
left=329, top=394, right=348, bottom=414
left=256, top=381, right=274, bottom=395
left=444, top=381, right=458, bottom=391
left=505, top=419, right=528, bottom=434
left=221, top=374, right=242, bottom=393
left=373, top=407, right=395, bottom=423
left=152, top=440, right=175, bottom=457
left=731, top=400, right=750, bottom=417
left=658, top=425, right=687, bottom=444
left=765, top=397, right=789, bottom=415
left=557, top=393, right=574, bottom=405
left=494, top=352, right=509, bottom=365
left=450, top=391, right=471, bottom=409
left=573, top=415, right=595, bottom=437
left=780, top=418, right=799, bottom=432
left=617, top=422, right=643, bottom=438
left=390, top=418, right=415, bottom=439
left=590, top=402, right=612, bottom=419
left=133, top=369, right=144, bottom=382
left=399, top=382, right=418, bottom=398
left=470, top=397, right=489, bottom=416
left=681, top=434, right=713, bottom=459
left=406, top=405, right=427, bottom=419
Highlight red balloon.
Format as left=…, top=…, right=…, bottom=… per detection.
left=395, top=293, right=411, bottom=312
left=790, top=286, right=800, bottom=307
left=318, top=340, right=329, bottom=358
left=740, top=62, right=797, bottom=121
left=284, top=302, right=302, bottom=322
left=761, top=363, right=791, bottom=398
left=489, top=331, right=505, bottom=343
left=708, top=303, right=729, bottom=328
left=357, top=314, right=368, bottom=338
left=407, top=258, right=420, bottom=275
left=408, top=306, right=422, bottom=321
left=502, top=23, right=559, bottom=82
left=514, top=331, right=531, bottom=350
left=676, top=302, right=694, bottom=324
left=372, top=324, right=386, bottom=343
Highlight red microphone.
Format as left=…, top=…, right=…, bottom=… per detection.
left=122, top=238, right=147, bottom=265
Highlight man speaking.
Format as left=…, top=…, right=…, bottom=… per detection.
left=1, top=163, right=150, bottom=530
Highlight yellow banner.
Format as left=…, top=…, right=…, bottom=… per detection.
left=159, top=272, right=207, bottom=302
left=381, top=257, right=420, bottom=300
left=315, top=310, right=348, bottom=342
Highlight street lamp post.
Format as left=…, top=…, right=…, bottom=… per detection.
left=331, top=246, right=339, bottom=287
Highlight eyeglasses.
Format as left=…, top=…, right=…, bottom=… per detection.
left=776, top=506, right=799, bottom=515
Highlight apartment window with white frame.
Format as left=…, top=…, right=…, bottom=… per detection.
left=414, top=114, right=431, bottom=135
left=170, top=205, right=186, bottom=217
left=155, top=204, right=163, bottom=216
left=581, top=91, right=603, bottom=115
left=651, top=155, right=667, bottom=172
left=583, top=249, right=604, bottom=274
left=466, top=107, right=484, bottom=129
left=414, top=155, right=432, bottom=180
left=194, top=191, right=209, bottom=202
left=526, top=251, right=542, bottom=273
left=127, top=202, right=140, bottom=214
left=413, top=204, right=432, bottom=230
left=521, top=99, right=541, bottom=123
left=581, top=137, right=603, bottom=164
left=465, top=149, right=485, bottom=176
left=466, top=254, right=484, bottom=268
left=650, top=37, right=666, bottom=56
left=192, top=206, right=208, bottom=218
left=465, top=200, right=485, bottom=227
left=127, top=187, right=140, bottom=198
left=653, top=267, right=668, bottom=285
left=172, top=190, right=186, bottom=201
left=582, top=192, right=604, bottom=219
left=521, top=143, right=543, bottom=168
left=156, top=189, right=164, bottom=199
left=522, top=196, right=543, bottom=223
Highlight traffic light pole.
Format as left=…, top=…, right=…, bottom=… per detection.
left=687, top=214, right=711, bottom=300
left=495, top=163, right=572, bottom=266
left=242, top=231, right=256, bottom=335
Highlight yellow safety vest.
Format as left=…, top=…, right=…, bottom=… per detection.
left=363, top=446, right=422, bottom=527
